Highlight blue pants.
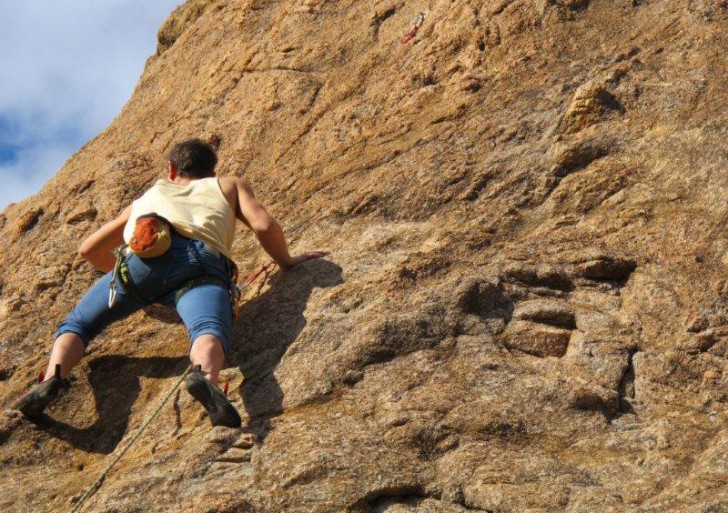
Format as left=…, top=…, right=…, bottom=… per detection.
left=56, top=235, right=233, bottom=353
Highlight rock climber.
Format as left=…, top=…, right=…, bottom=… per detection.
left=15, top=138, right=326, bottom=428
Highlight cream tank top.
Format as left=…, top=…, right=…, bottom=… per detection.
left=123, top=178, right=236, bottom=259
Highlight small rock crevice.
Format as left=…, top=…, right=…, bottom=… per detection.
left=369, top=7, right=396, bottom=40
left=566, top=0, right=591, bottom=12
left=503, top=266, right=574, bottom=293
left=569, top=385, right=619, bottom=419
left=576, top=256, right=636, bottom=283
left=14, top=208, right=43, bottom=237
left=456, top=278, right=514, bottom=321
left=352, top=484, right=428, bottom=513
left=617, top=349, right=637, bottom=415
left=513, top=300, right=576, bottom=330
left=551, top=139, right=609, bottom=177
left=172, top=389, right=183, bottom=434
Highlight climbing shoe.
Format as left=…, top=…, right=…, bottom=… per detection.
left=15, top=364, right=63, bottom=421
left=185, top=366, right=241, bottom=428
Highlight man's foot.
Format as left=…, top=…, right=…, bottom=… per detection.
left=185, top=366, right=241, bottom=428
left=15, top=367, right=63, bottom=421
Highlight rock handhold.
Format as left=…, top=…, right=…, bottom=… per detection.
left=513, top=299, right=576, bottom=330
left=13, top=208, right=43, bottom=238
left=550, top=138, right=609, bottom=177
left=33, top=264, right=71, bottom=291
left=568, top=384, right=619, bottom=418
left=572, top=255, right=636, bottom=282
left=353, top=312, right=449, bottom=369
left=558, top=80, right=624, bottom=135
left=681, top=326, right=728, bottom=354
left=454, top=277, right=512, bottom=319
left=65, top=207, right=97, bottom=224
left=157, top=0, right=216, bottom=55
left=505, top=320, right=571, bottom=357
left=503, top=264, right=574, bottom=293
left=686, top=314, right=710, bottom=333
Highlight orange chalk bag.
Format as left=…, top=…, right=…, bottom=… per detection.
left=128, top=214, right=173, bottom=258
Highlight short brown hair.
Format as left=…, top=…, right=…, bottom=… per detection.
left=168, top=139, right=218, bottom=178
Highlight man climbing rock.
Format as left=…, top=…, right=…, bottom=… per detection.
left=15, top=138, right=326, bottom=427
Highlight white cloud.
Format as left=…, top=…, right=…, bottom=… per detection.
left=0, top=0, right=181, bottom=210
left=0, top=144, right=73, bottom=209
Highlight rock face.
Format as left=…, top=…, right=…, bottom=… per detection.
left=1, top=0, right=727, bottom=511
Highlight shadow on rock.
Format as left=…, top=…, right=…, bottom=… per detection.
left=228, top=259, right=343, bottom=440
left=40, top=355, right=187, bottom=454
left=142, top=304, right=182, bottom=324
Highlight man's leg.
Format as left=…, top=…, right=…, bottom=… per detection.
left=176, top=283, right=240, bottom=427
left=17, top=270, right=143, bottom=419
left=44, top=332, right=85, bottom=380
left=189, top=334, right=225, bottom=385
left=175, top=282, right=232, bottom=383
left=49, top=270, right=143, bottom=376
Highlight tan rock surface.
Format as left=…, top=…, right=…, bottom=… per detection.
left=1, top=0, right=728, bottom=511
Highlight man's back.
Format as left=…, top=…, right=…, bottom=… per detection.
left=125, top=177, right=236, bottom=258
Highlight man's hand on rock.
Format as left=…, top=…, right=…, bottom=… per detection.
left=282, top=251, right=329, bottom=270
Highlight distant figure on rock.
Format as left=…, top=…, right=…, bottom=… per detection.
left=15, top=138, right=326, bottom=427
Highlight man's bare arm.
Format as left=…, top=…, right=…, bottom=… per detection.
left=78, top=206, right=132, bottom=272
left=235, top=179, right=326, bottom=269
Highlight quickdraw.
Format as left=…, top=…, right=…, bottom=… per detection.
left=240, top=261, right=277, bottom=289
left=400, top=12, right=426, bottom=44
left=109, top=247, right=149, bottom=307
left=233, top=261, right=277, bottom=319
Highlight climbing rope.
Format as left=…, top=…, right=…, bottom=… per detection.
left=68, top=365, right=192, bottom=513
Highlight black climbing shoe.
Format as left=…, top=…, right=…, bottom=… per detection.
left=185, top=366, right=241, bottom=428
left=15, top=364, right=63, bottom=421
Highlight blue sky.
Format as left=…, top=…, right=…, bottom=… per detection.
left=0, top=0, right=181, bottom=211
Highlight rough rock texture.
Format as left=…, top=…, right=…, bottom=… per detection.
left=1, top=0, right=727, bottom=512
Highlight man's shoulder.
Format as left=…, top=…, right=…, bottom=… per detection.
left=217, top=176, right=244, bottom=188
left=218, top=176, right=255, bottom=193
